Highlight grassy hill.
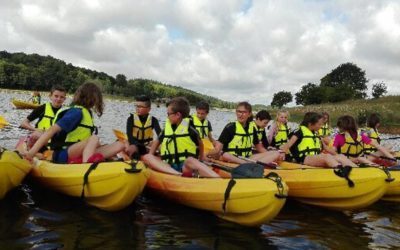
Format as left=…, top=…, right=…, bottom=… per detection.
left=279, top=95, right=400, bottom=134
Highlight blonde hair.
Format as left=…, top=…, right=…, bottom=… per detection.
left=275, top=110, right=289, bottom=126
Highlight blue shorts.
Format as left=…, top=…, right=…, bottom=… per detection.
left=52, top=149, right=69, bottom=164
left=170, top=162, right=184, bottom=172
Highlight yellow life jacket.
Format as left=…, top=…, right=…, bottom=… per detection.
left=338, top=131, right=364, bottom=157
left=36, top=102, right=56, bottom=130
left=160, top=118, right=198, bottom=165
left=226, top=121, right=255, bottom=157
left=363, top=127, right=380, bottom=154
left=32, top=96, right=41, bottom=104
left=191, top=114, right=209, bottom=139
left=296, top=125, right=322, bottom=158
left=131, top=113, right=153, bottom=144
left=51, top=105, right=95, bottom=149
left=254, top=124, right=265, bottom=142
left=318, top=123, right=331, bottom=137
left=274, top=123, right=289, bottom=147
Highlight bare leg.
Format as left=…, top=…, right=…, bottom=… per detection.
left=221, top=152, right=247, bottom=164
left=125, top=144, right=138, bottom=158
left=304, top=153, right=340, bottom=168
left=250, top=151, right=280, bottom=163
left=95, top=141, right=125, bottom=159
left=142, top=154, right=181, bottom=175
left=334, top=154, right=358, bottom=167
left=67, top=137, right=94, bottom=161
left=183, top=157, right=220, bottom=178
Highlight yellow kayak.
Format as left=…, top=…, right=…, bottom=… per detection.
left=382, top=169, right=400, bottom=202
left=146, top=168, right=288, bottom=227
left=30, top=160, right=150, bottom=211
left=264, top=161, right=389, bottom=210
left=11, top=98, right=40, bottom=109
left=0, top=150, right=32, bottom=199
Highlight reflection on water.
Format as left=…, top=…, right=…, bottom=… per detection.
left=1, top=90, right=400, bottom=249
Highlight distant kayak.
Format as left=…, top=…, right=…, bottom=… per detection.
left=12, top=98, right=40, bottom=109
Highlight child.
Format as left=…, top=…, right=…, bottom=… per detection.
left=317, top=112, right=332, bottom=145
left=281, top=112, right=357, bottom=168
left=267, top=110, right=291, bottom=149
left=333, top=115, right=394, bottom=165
left=23, top=82, right=124, bottom=163
left=211, top=102, right=282, bottom=164
left=190, top=101, right=216, bottom=142
left=20, top=85, right=67, bottom=148
left=253, top=110, right=272, bottom=150
left=125, top=95, right=161, bottom=159
left=143, top=97, right=219, bottom=177
left=30, top=91, right=41, bottom=104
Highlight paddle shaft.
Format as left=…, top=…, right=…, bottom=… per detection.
left=237, top=156, right=277, bottom=169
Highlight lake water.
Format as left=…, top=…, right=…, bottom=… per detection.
left=1, top=90, right=400, bottom=249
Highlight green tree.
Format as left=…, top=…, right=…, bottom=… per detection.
left=295, top=83, right=323, bottom=105
left=320, top=62, right=368, bottom=100
left=371, top=82, right=387, bottom=99
left=271, top=91, right=293, bottom=108
left=115, top=74, right=127, bottom=88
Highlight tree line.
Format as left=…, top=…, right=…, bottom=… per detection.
left=0, top=51, right=236, bottom=109
left=271, top=62, right=388, bottom=108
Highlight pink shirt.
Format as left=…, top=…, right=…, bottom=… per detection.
left=333, top=132, right=372, bottom=148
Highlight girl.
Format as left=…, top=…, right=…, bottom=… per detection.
left=281, top=112, right=357, bottom=168
left=24, top=82, right=124, bottom=163
left=333, top=115, right=394, bottom=165
left=267, top=110, right=290, bottom=149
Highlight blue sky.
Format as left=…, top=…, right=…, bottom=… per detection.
left=1, top=0, right=399, bottom=105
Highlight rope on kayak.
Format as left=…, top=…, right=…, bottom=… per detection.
left=222, top=179, right=236, bottom=214
left=265, top=172, right=287, bottom=199
left=334, top=166, right=355, bottom=188
left=81, top=162, right=101, bottom=199
left=124, top=160, right=142, bottom=173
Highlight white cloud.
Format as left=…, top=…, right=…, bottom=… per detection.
left=0, top=0, right=399, bottom=105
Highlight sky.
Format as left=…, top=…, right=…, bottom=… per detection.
left=1, top=0, right=399, bottom=105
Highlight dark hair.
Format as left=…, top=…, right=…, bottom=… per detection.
left=256, top=110, right=271, bottom=121
left=301, top=112, right=323, bottom=127
left=50, top=85, right=67, bottom=94
left=196, top=101, right=210, bottom=113
left=337, top=115, right=357, bottom=134
left=136, top=95, right=151, bottom=107
left=167, top=97, right=190, bottom=117
left=321, top=111, right=330, bottom=124
left=237, top=101, right=252, bottom=113
left=73, top=82, right=104, bottom=116
left=367, top=113, right=380, bottom=128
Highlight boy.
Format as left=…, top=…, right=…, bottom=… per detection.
left=253, top=110, right=272, bottom=150
left=143, top=97, right=219, bottom=177
left=125, top=95, right=161, bottom=159
left=211, top=102, right=282, bottom=164
left=190, top=101, right=215, bottom=144
left=20, top=85, right=67, bottom=147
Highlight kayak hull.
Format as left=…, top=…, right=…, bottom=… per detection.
left=146, top=169, right=288, bottom=227
left=30, top=160, right=149, bottom=211
left=265, top=162, right=389, bottom=210
left=382, top=170, right=400, bottom=202
left=0, top=150, right=32, bottom=199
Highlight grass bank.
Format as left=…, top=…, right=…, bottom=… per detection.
left=272, top=96, right=400, bottom=134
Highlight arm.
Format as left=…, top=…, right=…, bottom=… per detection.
left=148, top=139, right=160, bottom=155
left=255, top=143, right=267, bottom=153
left=20, top=118, right=39, bottom=132
left=198, top=138, right=205, bottom=160
left=371, top=140, right=395, bottom=159
left=266, top=122, right=277, bottom=145
left=25, top=124, right=62, bottom=160
left=280, top=135, right=298, bottom=154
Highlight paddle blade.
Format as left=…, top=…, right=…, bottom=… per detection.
left=113, top=129, right=128, bottom=141
left=202, top=138, right=214, bottom=154
left=0, top=115, right=9, bottom=127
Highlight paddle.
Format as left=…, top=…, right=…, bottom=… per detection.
left=202, top=160, right=264, bottom=178
left=381, top=136, right=400, bottom=141
left=113, top=129, right=128, bottom=141
left=236, top=156, right=278, bottom=169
